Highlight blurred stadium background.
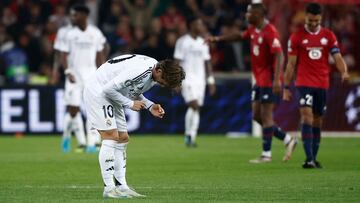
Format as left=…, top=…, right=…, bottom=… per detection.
left=1, top=0, right=360, bottom=202
left=1, top=0, right=360, bottom=136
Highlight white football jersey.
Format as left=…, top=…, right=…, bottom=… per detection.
left=90, top=54, right=158, bottom=101
left=174, top=34, right=210, bottom=84
left=53, top=24, right=72, bottom=52
left=62, top=24, right=106, bottom=82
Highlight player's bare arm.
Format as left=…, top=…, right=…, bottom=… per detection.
left=205, top=60, right=216, bottom=96
left=332, top=53, right=349, bottom=82
left=49, top=50, right=61, bottom=85
left=283, top=55, right=297, bottom=101
left=273, top=52, right=284, bottom=96
left=132, top=100, right=146, bottom=111
left=205, top=31, right=243, bottom=44
left=60, top=51, right=76, bottom=83
left=96, top=50, right=106, bottom=68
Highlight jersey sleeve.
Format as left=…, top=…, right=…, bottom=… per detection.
left=287, top=33, right=298, bottom=56
left=174, top=38, right=184, bottom=60
left=96, top=30, right=106, bottom=52
left=266, top=29, right=282, bottom=54
left=61, top=31, right=70, bottom=53
left=102, top=72, right=138, bottom=108
left=203, top=43, right=211, bottom=61
left=53, top=29, right=63, bottom=51
left=328, top=31, right=340, bottom=55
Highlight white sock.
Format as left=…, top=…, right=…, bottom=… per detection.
left=283, top=134, right=292, bottom=145
left=73, top=112, right=86, bottom=146
left=63, top=113, right=73, bottom=139
left=262, top=151, right=272, bottom=157
left=189, top=110, right=200, bottom=142
left=114, top=142, right=128, bottom=189
left=86, top=120, right=97, bottom=147
left=99, top=140, right=117, bottom=189
left=185, top=108, right=194, bottom=136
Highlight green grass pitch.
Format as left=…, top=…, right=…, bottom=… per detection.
left=0, top=135, right=359, bottom=202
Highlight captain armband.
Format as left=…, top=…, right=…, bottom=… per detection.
left=330, top=47, right=340, bottom=55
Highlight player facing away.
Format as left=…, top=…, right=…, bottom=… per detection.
left=206, top=3, right=297, bottom=163
left=283, top=3, right=349, bottom=169
left=83, top=54, right=185, bottom=198
left=59, top=4, right=107, bottom=153
left=174, top=16, right=216, bottom=147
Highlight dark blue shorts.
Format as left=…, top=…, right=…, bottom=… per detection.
left=297, top=86, right=327, bottom=116
left=251, top=86, right=279, bottom=104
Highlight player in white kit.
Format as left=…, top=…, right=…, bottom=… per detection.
left=174, top=16, right=216, bottom=147
left=84, top=54, right=185, bottom=198
left=60, top=4, right=106, bottom=153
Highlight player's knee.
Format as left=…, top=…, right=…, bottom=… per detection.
left=253, top=113, right=262, bottom=124
left=313, top=116, right=323, bottom=128
left=68, top=106, right=79, bottom=117
left=188, top=101, right=199, bottom=110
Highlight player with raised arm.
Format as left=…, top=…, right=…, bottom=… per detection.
left=283, top=3, right=349, bottom=169
left=174, top=16, right=216, bottom=147
left=83, top=54, right=185, bottom=198
left=60, top=4, right=106, bottom=153
left=206, top=3, right=297, bottom=163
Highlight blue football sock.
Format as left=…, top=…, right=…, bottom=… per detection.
left=273, top=126, right=286, bottom=140
left=312, top=127, right=321, bottom=160
left=301, top=123, right=314, bottom=162
left=262, top=127, right=274, bottom=152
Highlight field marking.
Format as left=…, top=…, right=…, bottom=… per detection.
left=22, top=185, right=205, bottom=190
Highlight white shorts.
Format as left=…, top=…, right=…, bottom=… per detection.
left=64, top=78, right=84, bottom=106
left=181, top=83, right=206, bottom=106
left=83, top=85, right=127, bottom=132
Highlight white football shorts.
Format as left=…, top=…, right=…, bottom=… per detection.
left=181, top=82, right=206, bottom=106
left=83, top=85, right=127, bottom=132
left=64, top=77, right=84, bottom=106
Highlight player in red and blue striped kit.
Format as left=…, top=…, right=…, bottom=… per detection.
left=283, top=3, right=349, bottom=168
left=207, top=3, right=297, bottom=163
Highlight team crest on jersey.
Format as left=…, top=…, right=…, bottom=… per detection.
left=320, top=37, right=328, bottom=45
left=302, top=39, right=309, bottom=44
left=106, top=119, right=112, bottom=127
left=308, top=48, right=322, bottom=60
left=258, top=37, right=263, bottom=44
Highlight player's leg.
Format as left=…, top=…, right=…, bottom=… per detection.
left=182, top=83, right=200, bottom=147
left=85, top=119, right=101, bottom=153
left=185, top=100, right=200, bottom=147
left=312, top=114, right=323, bottom=168
left=311, top=88, right=327, bottom=168
left=251, top=86, right=262, bottom=125
left=112, top=107, right=145, bottom=197
left=83, top=88, right=128, bottom=198
left=250, top=87, right=273, bottom=163
left=69, top=106, right=87, bottom=152
left=62, top=107, right=73, bottom=152
left=297, top=87, right=316, bottom=168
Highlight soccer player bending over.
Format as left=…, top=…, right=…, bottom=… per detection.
left=206, top=3, right=297, bottom=163
left=283, top=3, right=349, bottom=169
left=83, top=54, right=185, bottom=198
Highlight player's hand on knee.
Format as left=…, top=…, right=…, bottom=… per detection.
left=150, top=104, right=165, bottom=118
left=131, top=100, right=146, bottom=111
left=283, top=89, right=292, bottom=101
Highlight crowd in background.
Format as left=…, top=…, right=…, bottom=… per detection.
left=0, top=0, right=359, bottom=85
